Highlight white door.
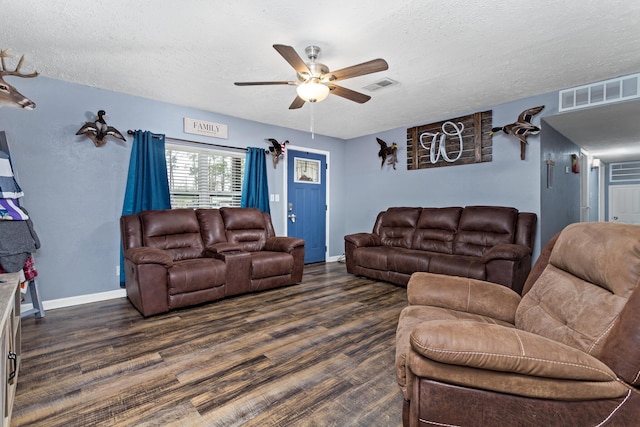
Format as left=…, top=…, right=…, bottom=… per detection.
left=609, top=184, right=640, bottom=224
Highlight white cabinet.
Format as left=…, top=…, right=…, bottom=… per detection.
left=0, top=273, right=20, bottom=427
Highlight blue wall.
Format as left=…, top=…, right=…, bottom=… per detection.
left=0, top=77, right=347, bottom=302
left=344, top=93, right=557, bottom=260
left=538, top=122, right=581, bottom=245
left=0, top=75, right=575, bottom=304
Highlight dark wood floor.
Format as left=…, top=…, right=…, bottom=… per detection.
left=13, top=262, right=408, bottom=427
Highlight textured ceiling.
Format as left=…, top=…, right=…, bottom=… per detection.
left=3, top=1, right=640, bottom=159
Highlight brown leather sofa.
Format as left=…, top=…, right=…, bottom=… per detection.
left=395, top=222, right=640, bottom=426
left=344, top=206, right=537, bottom=294
left=120, top=207, right=305, bottom=317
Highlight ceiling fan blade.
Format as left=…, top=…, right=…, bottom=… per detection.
left=327, top=59, right=389, bottom=81
left=289, top=96, right=305, bottom=110
left=273, top=44, right=311, bottom=76
left=327, top=84, right=371, bottom=104
left=234, top=81, right=295, bottom=86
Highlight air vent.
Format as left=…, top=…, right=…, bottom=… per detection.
left=559, top=72, right=640, bottom=112
left=610, top=161, right=640, bottom=183
left=364, top=78, right=399, bottom=91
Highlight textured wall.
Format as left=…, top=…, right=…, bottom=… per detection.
left=344, top=93, right=557, bottom=261
left=0, top=74, right=581, bottom=304
left=0, top=77, right=346, bottom=302
left=539, top=122, right=581, bottom=246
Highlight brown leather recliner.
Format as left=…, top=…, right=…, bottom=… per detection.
left=121, top=207, right=304, bottom=317
left=395, top=222, right=640, bottom=426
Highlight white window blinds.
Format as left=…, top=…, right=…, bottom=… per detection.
left=165, top=142, right=245, bottom=209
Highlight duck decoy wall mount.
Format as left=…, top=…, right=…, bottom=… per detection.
left=376, top=137, right=398, bottom=170
left=490, top=105, right=545, bottom=160
left=75, top=110, right=126, bottom=147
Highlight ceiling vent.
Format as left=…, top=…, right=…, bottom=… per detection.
left=559, top=72, right=640, bottom=112
left=364, top=78, right=398, bottom=92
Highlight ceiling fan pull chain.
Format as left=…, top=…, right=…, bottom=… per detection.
left=310, top=103, right=315, bottom=140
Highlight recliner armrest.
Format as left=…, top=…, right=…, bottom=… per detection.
left=344, top=232, right=381, bottom=247
left=264, top=236, right=305, bottom=253
left=205, top=242, right=243, bottom=255
left=124, top=247, right=173, bottom=267
left=482, top=243, right=531, bottom=263
left=410, top=320, right=618, bottom=383
left=407, top=272, right=520, bottom=323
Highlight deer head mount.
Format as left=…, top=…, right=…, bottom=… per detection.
left=0, top=48, right=39, bottom=110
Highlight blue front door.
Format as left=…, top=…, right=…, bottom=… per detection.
left=287, top=150, right=326, bottom=264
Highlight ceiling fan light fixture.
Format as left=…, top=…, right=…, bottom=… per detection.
left=296, top=80, right=330, bottom=103
left=234, top=44, right=388, bottom=109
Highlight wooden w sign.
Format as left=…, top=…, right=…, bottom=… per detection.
left=407, top=110, right=492, bottom=170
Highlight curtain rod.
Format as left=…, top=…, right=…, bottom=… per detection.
left=127, top=130, right=248, bottom=152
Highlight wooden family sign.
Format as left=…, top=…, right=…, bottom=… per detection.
left=407, top=110, right=493, bottom=170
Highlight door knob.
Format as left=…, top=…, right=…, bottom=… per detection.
left=288, top=213, right=296, bottom=223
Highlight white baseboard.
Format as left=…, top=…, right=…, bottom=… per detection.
left=21, top=288, right=127, bottom=313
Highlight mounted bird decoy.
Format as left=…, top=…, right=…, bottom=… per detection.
left=490, top=105, right=544, bottom=160
left=377, top=137, right=398, bottom=169
left=265, top=138, right=288, bottom=168
left=75, top=110, right=126, bottom=147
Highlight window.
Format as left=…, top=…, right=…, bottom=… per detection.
left=165, top=142, right=245, bottom=208
left=610, top=161, right=640, bottom=183
left=294, top=157, right=321, bottom=184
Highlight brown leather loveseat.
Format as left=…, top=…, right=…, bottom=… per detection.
left=395, top=221, right=640, bottom=426
left=344, top=206, right=537, bottom=293
left=120, top=207, right=305, bottom=316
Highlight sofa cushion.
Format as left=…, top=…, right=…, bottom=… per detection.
left=196, top=208, right=227, bottom=247
left=411, top=207, right=462, bottom=253
left=250, top=251, right=294, bottom=279
left=387, top=248, right=431, bottom=275
left=353, top=246, right=397, bottom=271
left=377, top=207, right=422, bottom=248
left=453, top=206, right=518, bottom=257
left=140, top=209, right=204, bottom=261
left=167, top=258, right=226, bottom=294
left=428, top=254, right=486, bottom=281
left=220, top=207, right=268, bottom=252
left=516, top=222, right=640, bottom=359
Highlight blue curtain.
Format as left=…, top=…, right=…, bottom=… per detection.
left=241, top=146, right=270, bottom=213
left=119, top=130, right=171, bottom=286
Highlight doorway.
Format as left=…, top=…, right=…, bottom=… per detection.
left=609, top=184, right=640, bottom=224
left=286, top=148, right=328, bottom=263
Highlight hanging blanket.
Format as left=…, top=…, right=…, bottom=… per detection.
left=0, top=207, right=40, bottom=272
left=0, top=151, right=24, bottom=199
left=0, top=198, right=29, bottom=220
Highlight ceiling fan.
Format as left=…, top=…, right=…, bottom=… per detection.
left=234, top=44, right=389, bottom=109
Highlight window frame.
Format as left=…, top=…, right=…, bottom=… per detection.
left=165, top=141, right=245, bottom=209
